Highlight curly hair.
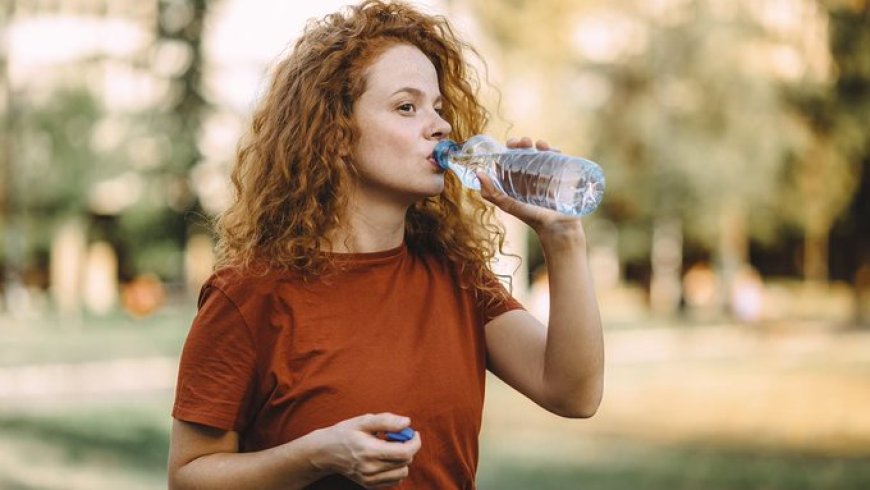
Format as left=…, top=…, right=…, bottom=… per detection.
left=215, top=0, right=510, bottom=305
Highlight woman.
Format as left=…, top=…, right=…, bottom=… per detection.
left=168, top=1, right=603, bottom=488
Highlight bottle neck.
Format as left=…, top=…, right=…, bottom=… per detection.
left=433, top=139, right=460, bottom=170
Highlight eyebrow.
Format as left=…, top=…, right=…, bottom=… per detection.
left=390, top=87, right=443, bottom=103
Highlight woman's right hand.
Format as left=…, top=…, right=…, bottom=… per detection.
left=309, top=413, right=421, bottom=488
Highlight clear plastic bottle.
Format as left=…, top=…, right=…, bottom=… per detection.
left=433, top=135, right=605, bottom=216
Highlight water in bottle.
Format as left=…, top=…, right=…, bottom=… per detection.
left=433, top=135, right=605, bottom=216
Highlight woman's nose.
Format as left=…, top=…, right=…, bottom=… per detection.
left=429, top=113, right=452, bottom=140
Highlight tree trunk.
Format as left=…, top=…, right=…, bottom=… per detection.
left=0, top=0, right=14, bottom=314
left=803, top=227, right=829, bottom=283
left=717, top=200, right=748, bottom=316
left=650, top=216, right=683, bottom=318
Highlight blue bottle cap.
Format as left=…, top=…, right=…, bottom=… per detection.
left=385, top=427, right=416, bottom=442
left=433, top=140, right=460, bottom=170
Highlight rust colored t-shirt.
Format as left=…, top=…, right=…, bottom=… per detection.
left=172, top=243, right=523, bottom=489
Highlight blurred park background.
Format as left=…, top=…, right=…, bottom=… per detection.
left=0, top=0, right=869, bottom=488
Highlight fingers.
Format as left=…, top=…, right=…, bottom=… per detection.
left=323, top=413, right=421, bottom=488
left=373, top=429, right=421, bottom=464
left=359, top=465, right=410, bottom=488
left=475, top=171, right=501, bottom=201
left=506, top=136, right=532, bottom=148
left=358, top=449, right=414, bottom=475
left=477, top=171, right=519, bottom=211
left=505, top=136, right=559, bottom=152
left=366, top=433, right=421, bottom=471
left=535, top=139, right=560, bottom=152
left=370, top=443, right=416, bottom=465
left=355, top=412, right=410, bottom=433
left=476, top=170, right=553, bottom=229
left=355, top=430, right=421, bottom=489
left=476, top=171, right=522, bottom=215
left=350, top=413, right=420, bottom=462
left=382, top=431, right=421, bottom=460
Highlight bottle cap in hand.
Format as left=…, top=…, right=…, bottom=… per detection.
left=385, top=427, right=415, bottom=442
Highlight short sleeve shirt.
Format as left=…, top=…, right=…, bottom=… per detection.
left=172, top=243, right=524, bottom=489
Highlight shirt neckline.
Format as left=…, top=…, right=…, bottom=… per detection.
left=324, top=242, right=408, bottom=265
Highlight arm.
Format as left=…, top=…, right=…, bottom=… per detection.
left=168, top=413, right=421, bottom=490
left=168, top=420, right=325, bottom=490
left=478, top=137, right=604, bottom=418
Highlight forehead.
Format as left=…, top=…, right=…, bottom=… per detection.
left=362, top=43, right=439, bottom=93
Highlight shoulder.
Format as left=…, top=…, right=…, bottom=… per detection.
left=205, top=265, right=266, bottom=294
left=197, top=264, right=302, bottom=320
left=205, top=263, right=294, bottom=293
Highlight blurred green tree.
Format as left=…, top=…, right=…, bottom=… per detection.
left=822, top=1, right=870, bottom=325
left=468, top=0, right=808, bottom=316
left=2, top=0, right=215, bottom=292
left=11, top=89, right=105, bottom=260
left=597, top=1, right=806, bottom=314
left=127, top=0, right=211, bottom=282
left=780, top=2, right=868, bottom=284
left=0, top=0, right=12, bottom=276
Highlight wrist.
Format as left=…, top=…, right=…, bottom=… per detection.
left=298, top=428, right=336, bottom=477
left=536, top=220, right=587, bottom=253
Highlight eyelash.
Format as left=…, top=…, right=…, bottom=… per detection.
left=397, top=103, right=444, bottom=116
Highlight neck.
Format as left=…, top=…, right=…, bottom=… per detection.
left=325, top=195, right=409, bottom=254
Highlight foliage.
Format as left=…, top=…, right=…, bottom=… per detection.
left=13, top=89, right=103, bottom=219
left=3, top=0, right=214, bottom=282
left=467, top=0, right=866, bottom=283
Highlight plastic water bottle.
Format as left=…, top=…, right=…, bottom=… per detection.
left=433, top=135, right=605, bottom=216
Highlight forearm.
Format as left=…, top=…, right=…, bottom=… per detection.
left=171, top=431, right=328, bottom=490
left=538, top=222, right=604, bottom=416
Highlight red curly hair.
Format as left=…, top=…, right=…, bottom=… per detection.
left=215, top=0, right=510, bottom=305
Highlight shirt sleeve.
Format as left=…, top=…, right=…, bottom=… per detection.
left=172, top=284, right=258, bottom=432
left=480, top=273, right=525, bottom=325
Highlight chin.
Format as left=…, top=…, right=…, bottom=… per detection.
left=426, top=178, right=447, bottom=197
left=413, top=175, right=445, bottom=197
left=410, top=188, right=444, bottom=202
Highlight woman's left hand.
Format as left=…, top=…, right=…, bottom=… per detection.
left=476, top=136, right=586, bottom=239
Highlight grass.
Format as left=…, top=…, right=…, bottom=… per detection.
left=478, top=453, right=870, bottom=490
left=1, top=399, right=868, bottom=490
left=0, top=309, right=186, bottom=489
left=477, top=435, right=870, bottom=490
left=0, top=305, right=194, bottom=367
left=0, top=402, right=170, bottom=471
left=0, top=397, right=172, bottom=490
left=1, top=311, right=869, bottom=489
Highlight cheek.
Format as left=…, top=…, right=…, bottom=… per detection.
left=353, top=123, right=382, bottom=166
left=357, top=135, right=390, bottom=166
left=352, top=112, right=417, bottom=170
left=361, top=129, right=409, bottom=163
left=383, top=124, right=419, bottom=152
